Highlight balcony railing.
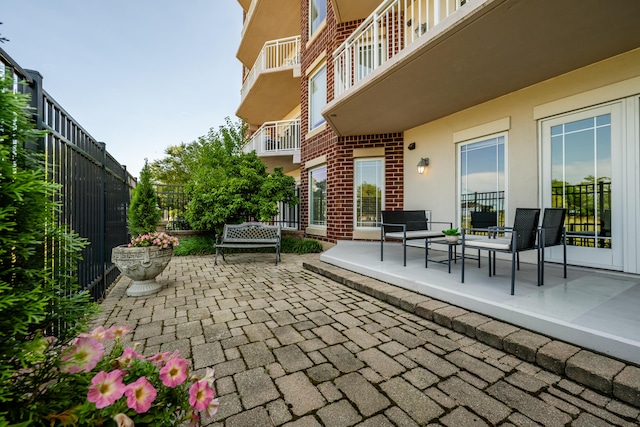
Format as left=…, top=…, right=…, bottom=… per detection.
left=334, top=0, right=469, bottom=97
left=240, top=36, right=301, bottom=102
left=244, top=118, right=301, bottom=156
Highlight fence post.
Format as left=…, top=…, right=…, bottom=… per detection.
left=99, top=141, right=107, bottom=298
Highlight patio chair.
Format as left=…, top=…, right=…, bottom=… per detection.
left=469, top=211, right=499, bottom=268
left=539, top=208, right=567, bottom=285
left=461, top=208, right=541, bottom=295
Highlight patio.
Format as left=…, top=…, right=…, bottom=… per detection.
left=321, top=241, right=640, bottom=365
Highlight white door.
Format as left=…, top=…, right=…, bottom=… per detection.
left=541, top=103, right=624, bottom=270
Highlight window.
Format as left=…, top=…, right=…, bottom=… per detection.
left=309, top=0, right=326, bottom=36
left=309, top=64, right=327, bottom=130
left=355, top=158, right=384, bottom=228
left=309, top=165, right=327, bottom=226
left=459, top=134, right=506, bottom=228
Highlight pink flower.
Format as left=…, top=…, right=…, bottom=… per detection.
left=206, top=398, right=220, bottom=417
left=118, top=347, right=142, bottom=367
left=87, top=370, right=125, bottom=408
left=159, top=357, right=188, bottom=387
left=106, top=325, right=131, bottom=340
left=61, top=337, right=104, bottom=373
left=147, top=351, right=172, bottom=366
left=113, top=413, right=134, bottom=427
left=189, top=379, right=214, bottom=411
left=124, top=376, right=157, bottom=413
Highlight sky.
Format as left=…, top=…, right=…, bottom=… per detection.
left=1, top=1, right=242, bottom=177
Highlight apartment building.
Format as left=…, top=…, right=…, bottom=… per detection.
left=236, top=0, right=640, bottom=275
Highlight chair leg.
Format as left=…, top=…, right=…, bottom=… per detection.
left=563, top=240, right=567, bottom=278
left=477, top=249, right=481, bottom=268
left=381, top=237, right=384, bottom=261
left=510, top=251, right=516, bottom=295
left=517, top=253, right=520, bottom=270
left=461, top=243, right=465, bottom=283
left=538, top=247, right=544, bottom=286
left=403, top=240, right=407, bottom=267
left=425, top=239, right=429, bottom=268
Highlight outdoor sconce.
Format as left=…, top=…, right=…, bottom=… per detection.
left=417, top=157, right=429, bottom=174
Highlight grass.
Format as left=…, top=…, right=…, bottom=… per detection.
left=173, top=234, right=323, bottom=256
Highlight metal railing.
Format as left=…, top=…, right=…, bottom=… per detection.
left=460, top=190, right=505, bottom=228
left=334, top=0, right=469, bottom=97
left=156, top=184, right=191, bottom=231
left=244, top=118, right=301, bottom=156
left=2, top=47, right=135, bottom=302
left=240, top=36, right=301, bottom=101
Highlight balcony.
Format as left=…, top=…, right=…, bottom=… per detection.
left=324, top=0, right=640, bottom=136
left=237, top=0, right=301, bottom=68
left=237, top=0, right=251, bottom=12
left=237, top=36, right=301, bottom=126
left=331, top=0, right=380, bottom=23
left=243, top=119, right=301, bottom=173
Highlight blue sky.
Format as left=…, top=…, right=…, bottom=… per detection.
left=2, top=1, right=242, bottom=177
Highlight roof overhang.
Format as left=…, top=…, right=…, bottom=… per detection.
left=330, top=0, right=380, bottom=24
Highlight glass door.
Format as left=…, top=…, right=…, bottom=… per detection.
left=541, top=103, right=623, bottom=269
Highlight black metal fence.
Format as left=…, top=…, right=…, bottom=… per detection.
left=2, top=48, right=135, bottom=301
left=156, top=184, right=301, bottom=231
left=460, top=191, right=506, bottom=228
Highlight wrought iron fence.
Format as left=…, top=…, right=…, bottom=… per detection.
left=2, top=48, right=135, bottom=301
left=156, top=184, right=191, bottom=230
left=460, top=191, right=505, bottom=228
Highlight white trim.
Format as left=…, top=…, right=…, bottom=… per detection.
left=453, top=117, right=511, bottom=144
left=305, top=51, right=327, bottom=76
left=305, top=122, right=327, bottom=140
left=533, top=76, right=640, bottom=120
left=305, top=155, right=326, bottom=170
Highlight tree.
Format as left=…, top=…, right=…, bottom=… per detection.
left=0, top=70, right=96, bottom=422
left=183, top=119, right=298, bottom=233
left=128, top=159, right=161, bottom=236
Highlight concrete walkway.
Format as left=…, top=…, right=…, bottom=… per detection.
left=93, top=253, right=640, bottom=426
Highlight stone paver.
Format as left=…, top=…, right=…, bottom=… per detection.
left=94, top=253, right=640, bottom=426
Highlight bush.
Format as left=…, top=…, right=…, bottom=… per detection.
left=172, top=235, right=322, bottom=256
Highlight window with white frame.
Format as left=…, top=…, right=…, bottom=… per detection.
left=309, top=0, right=326, bottom=37
left=354, top=158, right=384, bottom=228
left=458, top=134, right=506, bottom=229
left=309, top=64, right=327, bottom=130
left=309, top=165, right=327, bottom=226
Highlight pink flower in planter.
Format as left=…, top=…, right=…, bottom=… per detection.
left=189, top=379, right=214, bottom=411
left=159, top=357, right=188, bottom=387
left=61, top=337, right=104, bottom=373
left=87, top=370, right=125, bottom=408
left=124, top=376, right=157, bottom=413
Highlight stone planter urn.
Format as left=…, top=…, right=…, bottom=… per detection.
left=112, top=245, right=173, bottom=296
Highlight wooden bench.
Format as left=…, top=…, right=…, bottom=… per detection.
left=381, top=210, right=452, bottom=267
left=214, top=222, right=281, bottom=265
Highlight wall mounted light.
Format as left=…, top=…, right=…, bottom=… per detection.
left=417, top=157, right=429, bottom=174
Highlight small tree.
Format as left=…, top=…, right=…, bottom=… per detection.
left=128, top=160, right=161, bottom=236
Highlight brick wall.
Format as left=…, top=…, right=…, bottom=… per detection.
left=300, top=1, right=405, bottom=243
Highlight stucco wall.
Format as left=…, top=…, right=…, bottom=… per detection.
left=403, top=48, right=640, bottom=226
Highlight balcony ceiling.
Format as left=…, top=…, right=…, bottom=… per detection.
left=237, top=0, right=251, bottom=12
left=324, top=0, right=640, bottom=136
left=331, top=0, right=380, bottom=24
left=237, top=0, right=301, bottom=67
left=236, top=70, right=301, bottom=127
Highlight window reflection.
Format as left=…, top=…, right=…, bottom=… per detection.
left=355, top=159, right=383, bottom=228
left=550, top=114, right=611, bottom=248
left=310, top=166, right=327, bottom=226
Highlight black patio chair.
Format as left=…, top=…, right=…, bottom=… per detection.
left=468, top=211, right=499, bottom=268
left=539, top=208, right=567, bottom=285
left=461, top=208, right=541, bottom=295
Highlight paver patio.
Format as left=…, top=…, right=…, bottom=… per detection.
left=92, top=253, right=640, bottom=426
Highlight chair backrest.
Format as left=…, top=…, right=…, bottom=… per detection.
left=381, top=210, right=427, bottom=233
left=541, top=208, right=567, bottom=247
left=513, top=208, right=540, bottom=251
left=471, top=211, right=498, bottom=229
